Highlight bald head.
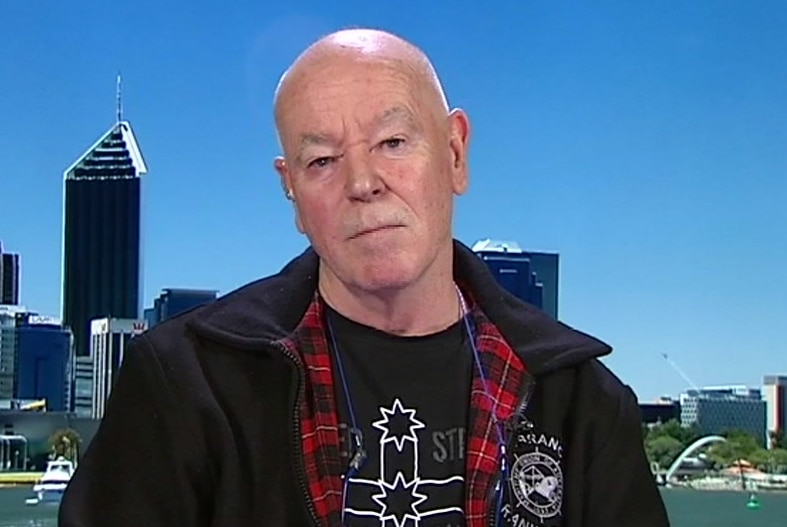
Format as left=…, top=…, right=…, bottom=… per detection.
left=274, top=29, right=449, bottom=135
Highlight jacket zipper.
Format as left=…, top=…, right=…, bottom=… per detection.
left=278, top=342, right=321, bottom=527
left=486, top=373, right=537, bottom=527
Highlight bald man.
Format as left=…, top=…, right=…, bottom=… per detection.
left=60, top=29, right=669, bottom=527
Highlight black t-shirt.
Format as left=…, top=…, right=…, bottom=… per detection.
left=325, top=305, right=473, bottom=527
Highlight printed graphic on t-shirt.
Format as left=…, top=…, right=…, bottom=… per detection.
left=342, top=398, right=465, bottom=527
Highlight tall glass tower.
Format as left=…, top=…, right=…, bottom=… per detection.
left=62, top=119, right=147, bottom=357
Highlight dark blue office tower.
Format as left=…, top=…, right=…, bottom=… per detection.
left=472, top=239, right=559, bottom=319
left=15, top=315, right=73, bottom=411
left=144, top=288, right=218, bottom=328
left=62, top=118, right=147, bottom=358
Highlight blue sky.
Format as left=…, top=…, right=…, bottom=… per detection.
left=1, top=1, right=785, bottom=401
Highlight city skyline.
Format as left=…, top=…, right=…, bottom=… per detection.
left=2, top=1, right=786, bottom=401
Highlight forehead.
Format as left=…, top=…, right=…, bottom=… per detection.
left=278, top=59, right=426, bottom=135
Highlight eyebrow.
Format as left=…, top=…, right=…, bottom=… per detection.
left=374, top=106, right=419, bottom=131
left=294, top=133, right=335, bottom=164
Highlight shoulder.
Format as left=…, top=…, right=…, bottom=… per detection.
left=538, top=359, right=642, bottom=451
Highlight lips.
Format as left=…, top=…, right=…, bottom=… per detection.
left=349, top=224, right=403, bottom=239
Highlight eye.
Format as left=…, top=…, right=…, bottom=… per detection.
left=307, top=156, right=335, bottom=169
left=381, top=137, right=405, bottom=149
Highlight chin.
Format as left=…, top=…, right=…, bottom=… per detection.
left=350, top=256, right=424, bottom=292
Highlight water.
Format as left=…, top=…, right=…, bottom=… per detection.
left=1, top=486, right=786, bottom=526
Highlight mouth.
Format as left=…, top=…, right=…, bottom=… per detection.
left=349, top=225, right=404, bottom=240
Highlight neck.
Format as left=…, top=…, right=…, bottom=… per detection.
left=318, top=257, right=461, bottom=337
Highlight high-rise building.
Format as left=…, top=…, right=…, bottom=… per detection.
left=0, top=242, right=20, bottom=306
left=15, top=315, right=73, bottom=412
left=0, top=305, right=29, bottom=399
left=680, top=385, right=767, bottom=445
left=144, top=288, right=218, bottom=328
left=639, top=397, right=681, bottom=425
left=90, top=317, right=146, bottom=419
left=764, top=375, right=787, bottom=448
left=62, top=119, right=147, bottom=358
left=471, top=239, right=560, bottom=319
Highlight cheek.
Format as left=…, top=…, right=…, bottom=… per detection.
left=296, top=198, right=340, bottom=239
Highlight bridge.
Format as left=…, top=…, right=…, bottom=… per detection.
left=664, top=435, right=726, bottom=482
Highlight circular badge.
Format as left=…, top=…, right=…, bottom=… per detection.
left=510, top=447, right=563, bottom=521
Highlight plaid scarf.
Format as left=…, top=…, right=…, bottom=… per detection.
left=280, top=293, right=527, bottom=527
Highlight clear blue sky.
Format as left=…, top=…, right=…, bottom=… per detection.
left=2, top=1, right=785, bottom=401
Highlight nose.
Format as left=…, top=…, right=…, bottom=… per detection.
left=343, top=145, right=385, bottom=202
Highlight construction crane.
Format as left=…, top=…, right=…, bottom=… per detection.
left=660, top=353, right=701, bottom=392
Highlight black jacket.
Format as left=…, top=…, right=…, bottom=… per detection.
left=59, top=242, right=670, bottom=527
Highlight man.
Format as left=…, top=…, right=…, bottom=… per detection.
left=60, top=29, right=669, bottom=527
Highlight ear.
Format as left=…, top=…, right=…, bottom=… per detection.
left=447, top=109, right=471, bottom=195
left=274, top=157, right=305, bottom=233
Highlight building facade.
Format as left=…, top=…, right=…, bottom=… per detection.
left=90, top=317, right=146, bottom=419
left=0, top=242, right=20, bottom=306
left=0, top=305, right=29, bottom=400
left=472, top=239, right=559, bottom=319
left=14, top=315, right=72, bottom=412
left=62, top=120, right=147, bottom=358
left=639, top=399, right=681, bottom=425
left=144, top=288, right=218, bottom=328
left=764, top=375, right=787, bottom=448
left=680, top=386, right=767, bottom=445
left=72, top=356, right=94, bottom=418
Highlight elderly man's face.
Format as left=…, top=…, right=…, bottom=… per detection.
left=275, top=56, right=469, bottom=292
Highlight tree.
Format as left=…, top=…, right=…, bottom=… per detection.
left=645, top=435, right=685, bottom=469
left=49, top=428, right=82, bottom=462
left=770, top=429, right=786, bottom=450
left=748, top=447, right=787, bottom=473
left=646, top=419, right=701, bottom=447
left=706, top=429, right=760, bottom=467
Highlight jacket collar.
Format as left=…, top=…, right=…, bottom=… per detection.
left=187, top=240, right=611, bottom=375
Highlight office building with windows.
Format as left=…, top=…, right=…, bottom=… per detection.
left=764, top=375, right=787, bottom=448
left=14, top=315, right=72, bottom=412
left=90, top=317, right=146, bottom=419
left=640, top=398, right=681, bottom=425
left=0, top=242, right=20, bottom=306
left=62, top=119, right=147, bottom=359
left=72, top=356, right=94, bottom=418
left=0, top=305, right=29, bottom=400
left=680, top=385, right=767, bottom=445
left=144, top=288, right=218, bottom=328
left=472, top=239, right=559, bottom=319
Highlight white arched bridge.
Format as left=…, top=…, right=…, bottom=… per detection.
left=665, top=435, right=726, bottom=481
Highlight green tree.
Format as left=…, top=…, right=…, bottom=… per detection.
left=770, top=429, right=786, bottom=450
left=49, top=428, right=82, bottom=462
left=748, top=448, right=787, bottom=473
left=706, top=429, right=760, bottom=467
left=645, top=435, right=685, bottom=469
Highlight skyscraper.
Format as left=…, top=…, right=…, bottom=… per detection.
left=472, top=239, right=560, bottom=319
left=0, top=242, right=20, bottom=306
left=144, top=288, right=219, bottom=328
left=62, top=118, right=147, bottom=358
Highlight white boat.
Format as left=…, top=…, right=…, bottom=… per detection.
left=26, top=457, right=75, bottom=505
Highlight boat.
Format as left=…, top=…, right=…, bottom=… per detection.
left=25, top=457, right=75, bottom=506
